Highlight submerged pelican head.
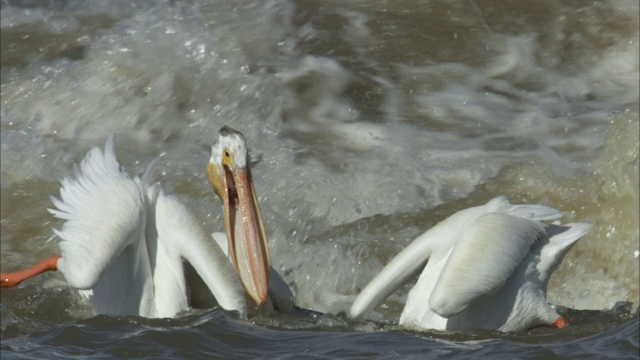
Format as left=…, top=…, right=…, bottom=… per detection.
left=207, top=126, right=270, bottom=305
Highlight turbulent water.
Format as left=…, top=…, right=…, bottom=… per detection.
left=1, top=0, right=639, bottom=359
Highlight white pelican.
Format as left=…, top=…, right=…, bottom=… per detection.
left=350, top=196, right=592, bottom=332
left=1, top=126, right=292, bottom=318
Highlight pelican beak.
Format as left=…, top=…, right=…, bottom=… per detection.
left=207, top=151, right=270, bottom=305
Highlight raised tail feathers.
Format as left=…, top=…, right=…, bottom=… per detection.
left=47, top=137, right=147, bottom=289
left=536, top=222, right=592, bottom=279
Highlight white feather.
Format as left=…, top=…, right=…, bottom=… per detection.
left=49, top=138, right=246, bottom=318
left=429, top=213, right=544, bottom=317
left=351, top=196, right=591, bottom=332
left=50, top=137, right=146, bottom=291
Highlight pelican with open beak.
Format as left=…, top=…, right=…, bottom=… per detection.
left=1, top=127, right=282, bottom=318
left=207, top=126, right=271, bottom=305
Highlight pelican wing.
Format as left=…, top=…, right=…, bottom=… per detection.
left=350, top=233, right=434, bottom=318
left=154, top=194, right=247, bottom=317
left=350, top=203, right=492, bottom=319
left=49, top=136, right=148, bottom=290
left=428, top=213, right=545, bottom=318
left=487, top=195, right=565, bottom=221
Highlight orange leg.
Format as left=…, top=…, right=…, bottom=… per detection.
left=1, top=256, right=61, bottom=288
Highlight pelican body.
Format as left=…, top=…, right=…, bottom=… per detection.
left=1, top=127, right=291, bottom=318
left=350, top=196, right=591, bottom=332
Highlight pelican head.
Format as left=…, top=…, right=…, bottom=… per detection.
left=207, top=126, right=270, bottom=305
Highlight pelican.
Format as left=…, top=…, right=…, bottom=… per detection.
left=1, top=126, right=293, bottom=318
left=350, top=196, right=592, bottom=332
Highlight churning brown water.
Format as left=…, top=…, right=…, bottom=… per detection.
left=1, top=1, right=638, bottom=359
